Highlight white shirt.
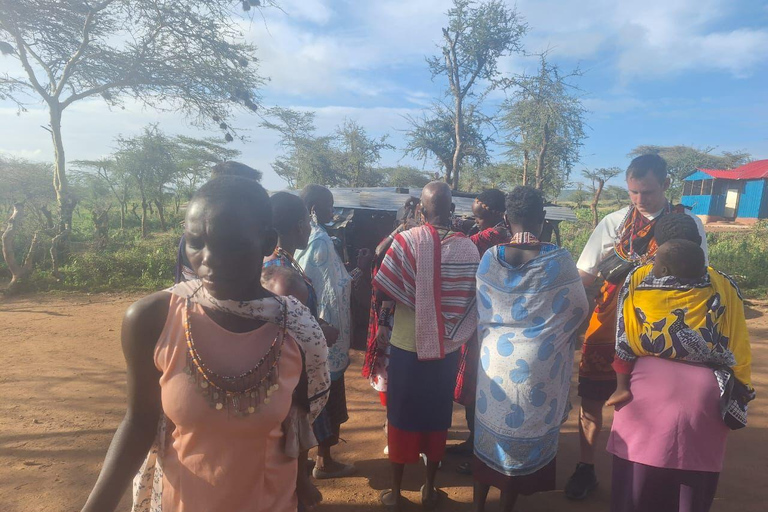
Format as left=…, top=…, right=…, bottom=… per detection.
left=576, top=206, right=708, bottom=277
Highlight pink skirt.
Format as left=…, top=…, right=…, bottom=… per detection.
left=607, top=357, right=729, bottom=472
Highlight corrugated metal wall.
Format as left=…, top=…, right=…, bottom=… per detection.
left=736, top=180, right=765, bottom=218
left=681, top=194, right=713, bottom=215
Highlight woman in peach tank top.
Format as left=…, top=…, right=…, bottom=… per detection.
left=82, top=176, right=322, bottom=512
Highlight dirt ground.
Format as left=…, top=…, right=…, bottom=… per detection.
left=1, top=293, right=767, bottom=512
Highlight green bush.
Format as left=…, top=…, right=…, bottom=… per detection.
left=707, top=222, right=768, bottom=292
left=61, top=232, right=179, bottom=292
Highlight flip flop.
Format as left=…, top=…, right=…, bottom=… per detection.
left=379, top=489, right=402, bottom=511
left=420, top=485, right=440, bottom=510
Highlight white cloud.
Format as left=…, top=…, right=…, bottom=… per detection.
left=279, top=0, right=334, bottom=25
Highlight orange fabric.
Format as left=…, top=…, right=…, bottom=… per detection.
left=579, top=281, right=620, bottom=381
left=154, top=295, right=302, bottom=512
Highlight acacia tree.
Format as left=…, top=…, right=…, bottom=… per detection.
left=0, top=0, right=269, bottom=266
left=405, top=102, right=492, bottom=185
left=582, top=167, right=622, bottom=228
left=171, top=135, right=241, bottom=212
left=502, top=54, right=586, bottom=196
left=335, top=120, right=393, bottom=187
left=263, top=107, right=332, bottom=188
left=380, top=166, right=432, bottom=189
left=409, top=0, right=526, bottom=189
left=114, top=126, right=179, bottom=236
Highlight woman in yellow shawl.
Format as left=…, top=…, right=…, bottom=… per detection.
left=606, top=239, right=754, bottom=512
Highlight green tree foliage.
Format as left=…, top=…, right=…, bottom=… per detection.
left=628, top=145, right=751, bottom=200
left=405, top=103, right=492, bottom=187
left=408, top=0, right=527, bottom=189
left=380, top=166, right=434, bottom=189
left=0, top=0, right=268, bottom=256
left=502, top=54, right=586, bottom=198
left=263, top=107, right=334, bottom=188
left=264, top=108, right=394, bottom=188
left=335, top=120, right=394, bottom=187
left=460, top=163, right=517, bottom=192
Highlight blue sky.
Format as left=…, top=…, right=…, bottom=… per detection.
left=1, top=0, right=767, bottom=191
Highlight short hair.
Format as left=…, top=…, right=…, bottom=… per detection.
left=191, top=176, right=271, bottom=227
left=270, top=191, right=308, bottom=235
left=626, top=154, right=667, bottom=184
left=505, top=186, right=545, bottom=225
left=300, top=184, right=332, bottom=212
left=476, top=189, right=506, bottom=215
left=211, top=161, right=262, bottom=182
left=654, top=213, right=702, bottom=246
left=656, top=239, right=706, bottom=279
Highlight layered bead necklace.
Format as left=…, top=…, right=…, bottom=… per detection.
left=183, top=298, right=286, bottom=416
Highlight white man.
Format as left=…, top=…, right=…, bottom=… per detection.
left=564, top=154, right=708, bottom=500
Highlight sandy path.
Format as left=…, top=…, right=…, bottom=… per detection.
left=1, top=293, right=767, bottom=512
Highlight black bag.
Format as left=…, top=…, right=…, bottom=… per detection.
left=596, top=250, right=637, bottom=284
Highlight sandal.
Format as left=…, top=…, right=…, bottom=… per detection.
left=420, top=484, right=440, bottom=510
left=379, top=489, right=402, bottom=511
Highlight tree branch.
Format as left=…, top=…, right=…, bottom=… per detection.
left=21, top=44, right=56, bottom=92
left=54, top=9, right=98, bottom=98
left=61, top=80, right=126, bottom=109
left=5, top=24, right=51, bottom=101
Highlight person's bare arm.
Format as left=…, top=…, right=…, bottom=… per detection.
left=579, top=269, right=597, bottom=288
left=606, top=371, right=632, bottom=407
left=81, top=292, right=168, bottom=512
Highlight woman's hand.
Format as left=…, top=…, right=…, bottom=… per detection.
left=320, top=322, right=339, bottom=347
left=606, top=389, right=633, bottom=408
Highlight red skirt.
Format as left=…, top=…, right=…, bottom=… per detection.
left=387, top=425, right=448, bottom=464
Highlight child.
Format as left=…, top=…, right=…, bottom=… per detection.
left=262, top=265, right=322, bottom=511
left=607, top=239, right=753, bottom=408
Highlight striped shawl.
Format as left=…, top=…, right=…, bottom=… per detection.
left=373, top=224, right=480, bottom=360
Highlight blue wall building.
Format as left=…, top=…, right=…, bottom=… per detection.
left=680, top=160, right=768, bottom=224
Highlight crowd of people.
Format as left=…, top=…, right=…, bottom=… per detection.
left=81, top=154, right=754, bottom=512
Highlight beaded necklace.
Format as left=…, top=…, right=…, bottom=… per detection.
left=507, top=231, right=542, bottom=246
left=183, top=297, right=286, bottom=416
left=274, top=247, right=309, bottom=280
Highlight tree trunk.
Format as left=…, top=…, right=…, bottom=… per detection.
left=2, top=203, right=40, bottom=294
left=119, top=203, right=126, bottom=231
left=141, top=200, right=148, bottom=238
left=40, top=206, right=54, bottom=230
left=49, top=103, right=75, bottom=278
left=154, top=199, right=167, bottom=231
left=91, top=209, right=109, bottom=249
left=452, top=97, right=463, bottom=190
left=131, top=203, right=141, bottom=224
left=522, top=149, right=529, bottom=186
left=591, top=178, right=606, bottom=228
left=535, top=122, right=549, bottom=190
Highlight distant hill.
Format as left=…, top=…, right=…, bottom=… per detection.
left=557, top=188, right=580, bottom=202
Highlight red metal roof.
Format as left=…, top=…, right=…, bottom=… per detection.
left=698, top=159, right=768, bottom=180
